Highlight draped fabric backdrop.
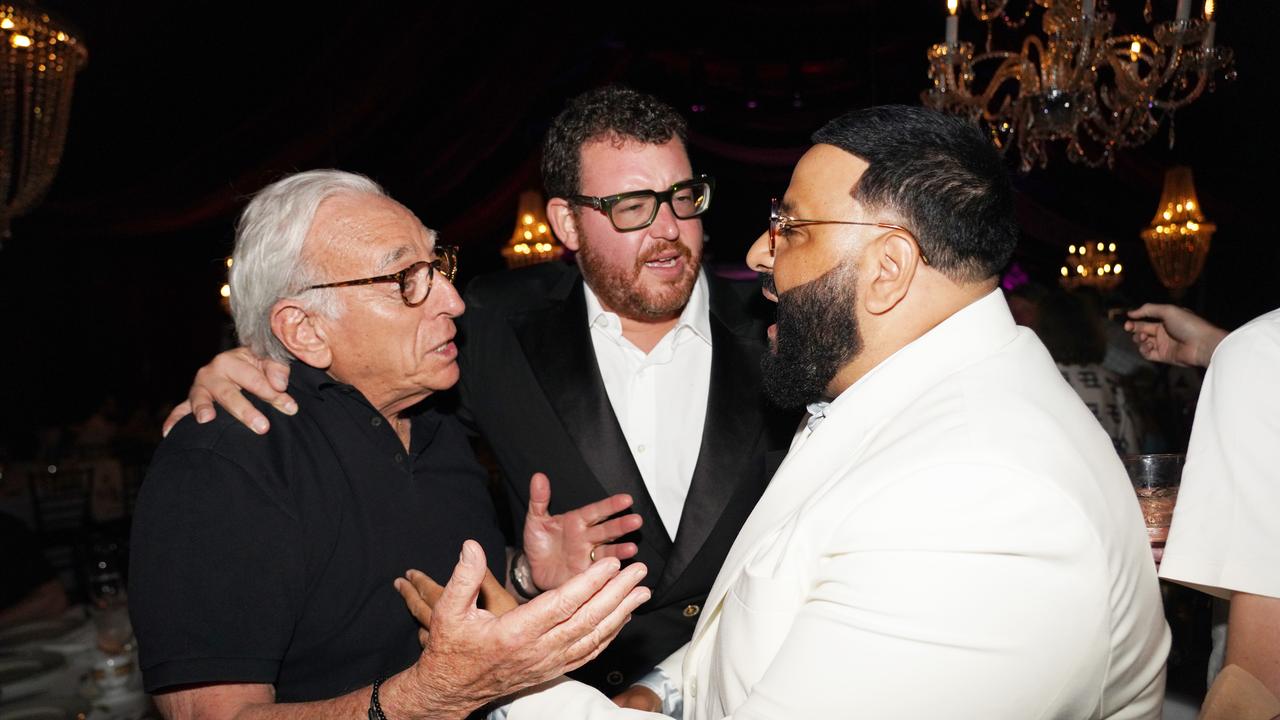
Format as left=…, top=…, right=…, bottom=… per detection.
left=1, top=1, right=1276, bottom=450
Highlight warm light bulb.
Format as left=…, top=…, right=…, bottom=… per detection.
left=1096, top=242, right=1104, bottom=251
left=522, top=214, right=534, bottom=225
left=1061, top=267, right=1069, bottom=276
left=1108, top=243, right=1116, bottom=252
left=1114, top=263, right=1123, bottom=273
left=1104, top=264, right=1112, bottom=273
left=1185, top=200, right=1195, bottom=211
left=10, top=33, right=32, bottom=48
left=1163, top=210, right=1173, bottom=221
left=523, top=230, right=533, bottom=240
left=220, top=284, right=231, bottom=298
left=225, top=257, right=234, bottom=268
left=536, top=223, right=547, bottom=234
left=0, top=18, right=14, bottom=29
left=1129, top=41, right=1142, bottom=62
left=1077, top=264, right=1085, bottom=274
left=947, top=0, right=958, bottom=15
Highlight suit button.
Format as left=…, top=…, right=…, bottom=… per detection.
left=683, top=603, right=700, bottom=618
left=605, top=670, right=624, bottom=686
left=689, top=678, right=697, bottom=698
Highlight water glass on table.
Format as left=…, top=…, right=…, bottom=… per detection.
left=87, top=540, right=134, bottom=655
left=1122, top=453, right=1184, bottom=566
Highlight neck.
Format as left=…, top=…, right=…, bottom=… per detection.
left=826, top=278, right=997, bottom=399
left=619, top=315, right=680, bottom=354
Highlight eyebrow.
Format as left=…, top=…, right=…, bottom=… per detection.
left=376, top=245, right=412, bottom=272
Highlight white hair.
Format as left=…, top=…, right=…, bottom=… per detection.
left=229, top=169, right=388, bottom=362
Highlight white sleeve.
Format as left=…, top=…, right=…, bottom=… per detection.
left=725, top=463, right=1161, bottom=720
left=631, top=643, right=687, bottom=718
left=506, top=677, right=667, bottom=720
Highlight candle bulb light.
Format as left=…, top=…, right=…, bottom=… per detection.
left=1202, top=0, right=1216, bottom=48
left=946, top=0, right=959, bottom=47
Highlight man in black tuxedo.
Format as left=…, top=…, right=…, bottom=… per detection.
left=166, top=85, right=793, bottom=695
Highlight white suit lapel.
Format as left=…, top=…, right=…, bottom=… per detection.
left=688, top=290, right=1021, bottom=655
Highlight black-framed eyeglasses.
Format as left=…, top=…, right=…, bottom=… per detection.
left=569, top=175, right=714, bottom=232
left=304, top=245, right=458, bottom=307
left=769, top=197, right=928, bottom=264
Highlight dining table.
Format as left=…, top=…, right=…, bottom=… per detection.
left=0, top=607, right=154, bottom=720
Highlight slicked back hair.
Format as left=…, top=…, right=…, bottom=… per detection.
left=230, top=170, right=387, bottom=362
left=541, top=84, right=688, bottom=200
left=811, top=105, right=1018, bottom=283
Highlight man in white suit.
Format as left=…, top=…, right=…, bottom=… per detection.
left=500, top=105, right=1170, bottom=719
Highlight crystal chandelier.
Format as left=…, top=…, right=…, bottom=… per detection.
left=1139, top=165, right=1214, bottom=294
left=922, top=0, right=1233, bottom=171
left=0, top=3, right=88, bottom=244
left=1060, top=240, right=1123, bottom=290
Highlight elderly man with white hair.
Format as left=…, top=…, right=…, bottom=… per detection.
left=128, top=170, right=650, bottom=720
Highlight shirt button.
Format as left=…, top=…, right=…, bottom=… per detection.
left=370, top=417, right=382, bottom=427
left=683, top=603, right=700, bottom=618
left=637, top=444, right=646, bottom=454
left=394, top=453, right=404, bottom=463
left=605, top=670, right=624, bottom=686
left=689, top=678, right=697, bottom=698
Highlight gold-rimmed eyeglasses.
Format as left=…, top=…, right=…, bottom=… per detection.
left=304, top=245, right=458, bottom=307
left=769, top=197, right=928, bottom=264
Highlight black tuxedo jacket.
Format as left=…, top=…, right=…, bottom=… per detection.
left=456, top=261, right=794, bottom=691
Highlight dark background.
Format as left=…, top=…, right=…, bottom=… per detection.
left=2, top=1, right=1277, bottom=452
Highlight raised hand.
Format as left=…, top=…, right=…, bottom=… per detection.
left=1124, top=303, right=1228, bottom=369
left=393, top=540, right=649, bottom=718
left=523, top=473, right=643, bottom=592
left=396, top=564, right=517, bottom=647
left=162, top=347, right=295, bottom=437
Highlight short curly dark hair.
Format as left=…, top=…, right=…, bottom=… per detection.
left=541, top=85, right=688, bottom=200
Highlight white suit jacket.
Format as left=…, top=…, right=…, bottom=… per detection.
left=510, top=291, right=1170, bottom=720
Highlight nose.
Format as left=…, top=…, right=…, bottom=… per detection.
left=428, top=274, right=465, bottom=318
left=647, top=200, right=681, bottom=241
left=746, top=228, right=774, bottom=273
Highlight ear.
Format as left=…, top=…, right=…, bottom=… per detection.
left=546, top=198, right=582, bottom=252
left=269, top=298, right=332, bottom=369
left=863, top=231, right=922, bottom=316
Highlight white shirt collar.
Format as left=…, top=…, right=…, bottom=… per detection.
left=582, top=269, right=712, bottom=347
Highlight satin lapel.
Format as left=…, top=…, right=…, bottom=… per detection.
left=509, top=275, right=673, bottom=553
left=656, top=316, right=762, bottom=590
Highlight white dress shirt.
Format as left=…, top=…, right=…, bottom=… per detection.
left=583, top=272, right=713, bottom=538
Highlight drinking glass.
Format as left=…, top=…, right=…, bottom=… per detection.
left=1122, top=453, right=1184, bottom=558
left=87, top=539, right=134, bottom=655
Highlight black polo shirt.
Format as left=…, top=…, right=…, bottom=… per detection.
left=129, top=362, right=506, bottom=702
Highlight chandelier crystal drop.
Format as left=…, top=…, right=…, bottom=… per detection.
left=922, top=0, right=1233, bottom=172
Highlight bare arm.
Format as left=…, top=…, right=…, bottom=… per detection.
left=162, top=348, right=295, bottom=437
left=1124, top=303, right=1228, bottom=368
left=156, top=541, right=648, bottom=720
left=1225, top=592, right=1280, bottom=701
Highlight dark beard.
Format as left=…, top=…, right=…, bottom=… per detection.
left=760, top=262, right=863, bottom=409
left=576, top=229, right=701, bottom=322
